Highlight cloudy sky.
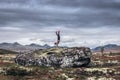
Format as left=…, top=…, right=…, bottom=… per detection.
left=0, top=0, right=120, bottom=48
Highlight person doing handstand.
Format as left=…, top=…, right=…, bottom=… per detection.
left=54, top=30, right=60, bottom=47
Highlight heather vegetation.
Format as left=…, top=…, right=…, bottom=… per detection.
left=0, top=48, right=120, bottom=80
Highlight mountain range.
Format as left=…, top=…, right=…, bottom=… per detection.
left=0, top=42, right=120, bottom=53
left=92, top=44, right=120, bottom=53
left=0, top=42, right=51, bottom=52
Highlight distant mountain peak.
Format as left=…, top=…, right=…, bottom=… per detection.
left=44, top=44, right=49, bottom=46
left=0, top=42, right=11, bottom=45
left=28, top=43, right=41, bottom=47
left=30, top=43, right=36, bottom=45
left=43, top=44, right=50, bottom=48
left=92, top=44, right=120, bottom=52
left=13, top=42, right=21, bottom=45
left=104, top=44, right=117, bottom=48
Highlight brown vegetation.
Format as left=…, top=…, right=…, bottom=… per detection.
left=0, top=51, right=120, bottom=80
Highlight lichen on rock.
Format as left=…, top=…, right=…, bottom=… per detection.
left=15, top=47, right=92, bottom=68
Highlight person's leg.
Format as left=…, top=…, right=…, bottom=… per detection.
left=56, top=31, right=58, bottom=35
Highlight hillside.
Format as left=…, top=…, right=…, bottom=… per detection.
left=0, top=42, right=51, bottom=52
left=0, top=49, right=18, bottom=54
left=92, top=44, right=120, bottom=53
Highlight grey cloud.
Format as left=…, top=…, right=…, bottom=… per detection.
left=0, top=0, right=120, bottom=29
left=42, top=0, right=120, bottom=10
left=0, top=8, right=44, bottom=26
left=0, top=0, right=27, bottom=4
left=1, top=0, right=120, bottom=10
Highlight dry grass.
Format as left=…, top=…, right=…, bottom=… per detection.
left=0, top=52, right=120, bottom=80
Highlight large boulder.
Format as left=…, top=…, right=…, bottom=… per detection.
left=15, top=47, right=92, bottom=68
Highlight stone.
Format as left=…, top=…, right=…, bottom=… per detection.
left=15, top=47, right=92, bottom=68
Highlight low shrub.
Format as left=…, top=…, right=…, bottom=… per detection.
left=5, top=66, right=29, bottom=76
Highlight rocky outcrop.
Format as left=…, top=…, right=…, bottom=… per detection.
left=15, top=47, right=92, bottom=68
